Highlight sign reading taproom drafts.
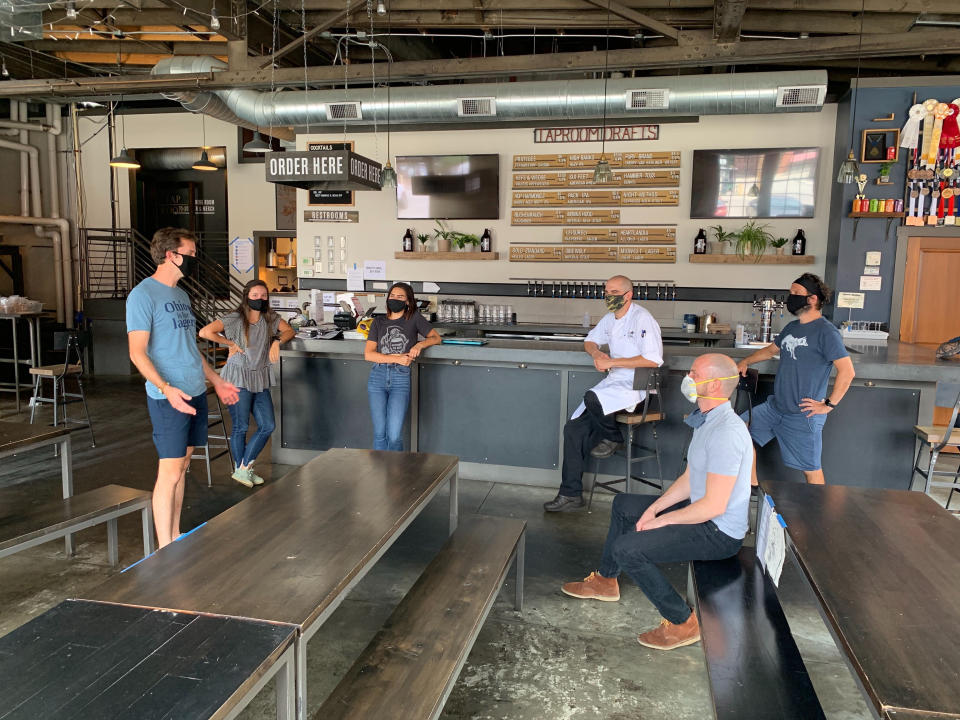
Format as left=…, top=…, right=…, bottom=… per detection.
left=534, top=125, right=659, bottom=143
left=265, top=150, right=382, bottom=191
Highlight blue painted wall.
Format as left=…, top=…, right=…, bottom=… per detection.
left=825, top=79, right=960, bottom=325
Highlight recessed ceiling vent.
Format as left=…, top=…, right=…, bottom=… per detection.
left=457, top=97, right=497, bottom=117
left=776, top=85, right=826, bottom=108
left=627, top=89, right=670, bottom=110
left=325, top=102, right=362, bottom=120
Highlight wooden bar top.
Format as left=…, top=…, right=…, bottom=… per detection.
left=0, top=420, right=69, bottom=454
left=87, top=449, right=458, bottom=629
left=763, top=482, right=960, bottom=719
left=0, top=599, right=294, bottom=719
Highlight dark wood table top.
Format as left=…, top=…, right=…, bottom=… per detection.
left=763, top=481, right=960, bottom=719
left=0, top=420, right=69, bottom=454
left=0, top=599, right=294, bottom=720
left=87, top=448, right=459, bottom=629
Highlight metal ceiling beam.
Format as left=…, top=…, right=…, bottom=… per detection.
left=150, top=0, right=244, bottom=41
left=581, top=0, right=679, bottom=40
left=2, top=28, right=960, bottom=98
left=713, top=0, right=747, bottom=42
left=258, top=0, right=366, bottom=69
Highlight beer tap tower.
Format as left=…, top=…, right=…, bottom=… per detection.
left=752, top=296, right=785, bottom=343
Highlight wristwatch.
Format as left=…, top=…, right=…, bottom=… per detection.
left=823, top=398, right=836, bottom=408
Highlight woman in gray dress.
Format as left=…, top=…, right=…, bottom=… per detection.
left=199, top=280, right=295, bottom=487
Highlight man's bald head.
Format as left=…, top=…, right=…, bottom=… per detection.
left=691, top=353, right=740, bottom=399
left=605, top=275, right=633, bottom=294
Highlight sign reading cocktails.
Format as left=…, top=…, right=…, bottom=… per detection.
left=265, top=150, right=382, bottom=191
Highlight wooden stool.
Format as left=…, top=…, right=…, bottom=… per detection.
left=28, top=331, right=95, bottom=448
left=912, top=408, right=960, bottom=511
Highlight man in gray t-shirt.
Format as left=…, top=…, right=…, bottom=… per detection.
left=561, top=354, right=753, bottom=651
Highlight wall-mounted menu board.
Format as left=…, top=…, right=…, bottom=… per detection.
left=562, top=226, right=676, bottom=244
left=513, top=152, right=681, bottom=169
left=512, top=209, right=620, bottom=225
left=510, top=245, right=676, bottom=263
left=513, top=190, right=678, bottom=208
left=512, top=170, right=680, bottom=188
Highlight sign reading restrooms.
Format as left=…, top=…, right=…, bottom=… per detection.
left=264, top=150, right=382, bottom=191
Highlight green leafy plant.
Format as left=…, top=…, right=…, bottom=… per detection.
left=417, top=233, right=431, bottom=247
left=770, top=236, right=789, bottom=248
left=450, top=232, right=481, bottom=250
left=735, top=220, right=774, bottom=261
left=878, top=161, right=894, bottom=180
left=434, top=219, right=455, bottom=244
left=710, top=225, right=736, bottom=253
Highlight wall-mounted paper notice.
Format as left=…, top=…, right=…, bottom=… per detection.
left=863, top=266, right=880, bottom=276
left=363, top=260, right=386, bottom=280
left=347, top=266, right=365, bottom=291
left=859, top=275, right=882, bottom=291
left=865, top=251, right=881, bottom=266
left=422, top=281, right=441, bottom=292
left=837, top=292, right=865, bottom=309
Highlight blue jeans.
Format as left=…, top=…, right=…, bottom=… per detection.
left=367, top=363, right=411, bottom=451
left=598, top=494, right=742, bottom=624
left=227, top=388, right=276, bottom=467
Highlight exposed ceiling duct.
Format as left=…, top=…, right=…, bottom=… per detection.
left=152, top=57, right=827, bottom=130
left=137, top=147, right=227, bottom=170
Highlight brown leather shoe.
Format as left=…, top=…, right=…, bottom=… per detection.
left=561, top=571, right=620, bottom=602
left=636, top=612, right=701, bottom=650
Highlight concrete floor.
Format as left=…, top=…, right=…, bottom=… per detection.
left=2, top=377, right=953, bottom=719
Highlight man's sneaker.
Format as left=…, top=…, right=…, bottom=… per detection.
left=543, top=494, right=585, bottom=512
left=232, top=467, right=254, bottom=488
left=636, top=612, right=701, bottom=650
left=248, top=467, right=265, bottom=485
left=590, top=438, right=623, bottom=458
left=561, top=571, right=620, bottom=601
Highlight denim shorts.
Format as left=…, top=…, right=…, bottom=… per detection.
left=146, top=393, right=209, bottom=459
left=741, top=399, right=827, bottom=472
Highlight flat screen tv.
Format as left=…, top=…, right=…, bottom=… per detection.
left=396, top=154, right=499, bottom=219
left=690, top=147, right=819, bottom=219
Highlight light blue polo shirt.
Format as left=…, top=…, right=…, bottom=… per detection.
left=686, top=401, right=754, bottom=539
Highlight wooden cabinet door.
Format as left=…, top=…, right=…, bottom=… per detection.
left=900, top=236, right=960, bottom=345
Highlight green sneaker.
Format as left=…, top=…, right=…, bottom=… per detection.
left=249, top=467, right=264, bottom=485
left=232, top=467, right=254, bottom=488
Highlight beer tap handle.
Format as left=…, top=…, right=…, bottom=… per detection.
left=643, top=282, right=649, bottom=300
left=527, top=280, right=532, bottom=297
left=671, top=284, right=677, bottom=301
left=655, top=284, right=661, bottom=300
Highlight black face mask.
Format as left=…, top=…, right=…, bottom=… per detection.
left=386, top=298, right=407, bottom=314
left=786, top=293, right=812, bottom=315
left=247, top=298, right=268, bottom=312
left=174, top=252, right=197, bottom=280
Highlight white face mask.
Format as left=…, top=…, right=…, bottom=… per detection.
left=680, top=374, right=738, bottom=403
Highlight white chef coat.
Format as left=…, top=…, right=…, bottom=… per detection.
left=571, top=302, right=664, bottom=419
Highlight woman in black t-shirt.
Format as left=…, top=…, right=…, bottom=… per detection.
left=363, top=282, right=441, bottom=450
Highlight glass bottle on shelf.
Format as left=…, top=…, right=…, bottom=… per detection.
left=402, top=228, right=413, bottom=252
left=693, top=228, right=707, bottom=255
left=791, top=229, right=807, bottom=256
left=480, top=228, right=492, bottom=252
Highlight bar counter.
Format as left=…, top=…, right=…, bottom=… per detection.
left=274, top=337, right=960, bottom=491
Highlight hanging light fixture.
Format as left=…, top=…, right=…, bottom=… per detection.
left=380, top=3, right=397, bottom=189
left=109, top=98, right=141, bottom=169
left=243, top=131, right=271, bottom=153
left=376, top=0, right=386, bottom=15
left=1, top=57, right=9, bottom=79
left=192, top=112, right=219, bottom=171
left=837, top=0, right=865, bottom=184
left=209, top=5, right=220, bottom=31
left=592, top=0, right=613, bottom=184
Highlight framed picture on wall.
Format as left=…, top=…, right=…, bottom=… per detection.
left=275, top=184, right=297, bottom=231
left=861, top=129, right=900, bottom=163
left=307, top=141, right=355, bottom=206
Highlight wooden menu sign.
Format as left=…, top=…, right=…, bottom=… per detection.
left=513, top=170, right=680, bottom=189
left=513, top=189, right=678, bottom=207
left=512, top=209, right=620, bottom=225
left=510, top=245, right=676, bottom=263
left=562, top=226, right=676, bottom=244
left=513, top=151, right=680, bottom=170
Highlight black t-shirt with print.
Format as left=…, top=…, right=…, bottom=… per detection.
left=368, top=312, right=434, bottom=355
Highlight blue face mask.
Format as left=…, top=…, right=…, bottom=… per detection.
left=684, top=410, right=707, bottom=428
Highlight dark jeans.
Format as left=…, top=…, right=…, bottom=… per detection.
left=227, top=388, right=275, bottom=468
left=598, top=494, right=743, bottom=624
left=558, top=391, right=623, bottom=497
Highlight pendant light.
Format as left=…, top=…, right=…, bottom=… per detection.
left=836, top=0, right=865, bottom=184
left=592, top=0, right=613, bottom=184
left=109, top=98, right=140, bottom=169
left=243, top=131, right=271, bottom=153
left=380, top=3, right=397, bottom=190
left=192, top=113, right=219, bottom=171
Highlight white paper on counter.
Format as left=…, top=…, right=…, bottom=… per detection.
left=859, top=275, right=882, bottom=291
left=347, top=266, right=365, bottom=291
left=837, top=292, right=865, bottom=309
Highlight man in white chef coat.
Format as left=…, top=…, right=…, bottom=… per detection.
left=544, top=275, right=664, bottom=512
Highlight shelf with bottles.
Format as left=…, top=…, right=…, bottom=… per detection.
left=394, top=252, right=500, bottom=260
left=847, top=212, right=905, bottom=218
left=688, top=254, right=815, bottom=264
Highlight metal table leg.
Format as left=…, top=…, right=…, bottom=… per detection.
left=449, top=466, right=459, bottom=534
left=515, top=529, right=525, bottom=611
left=61, top=435, right=74, bottom=555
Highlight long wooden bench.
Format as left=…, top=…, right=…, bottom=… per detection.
left=315, top=515, right=526, bottom=720
left=0, top=484, right=154, bottom=566
left=691, top=548, right=826, bottom=720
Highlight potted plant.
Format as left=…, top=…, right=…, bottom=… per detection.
left=710, top=225, right=736, bottom=254
left=877, top=161, right=894, bottom=184
left=450, top=231, right=481, bottom=252
left=735, top=220, right=773, bottom=261
left=417, top=233, right=431, bottom=253
left=770, top=236, right=790, bottom=255
left=434, top=219, right=453, bottom=252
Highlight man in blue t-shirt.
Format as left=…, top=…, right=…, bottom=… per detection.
left=560, top=354, right=752, bottom=651
left=737, top=273, right=855, bottom=485
left=126, top=227, right=239, bottom=549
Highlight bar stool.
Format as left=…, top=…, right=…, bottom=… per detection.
left=912, top=389, right=960, bottom=512
left=189, top=384, right=231, bottom=488
left=587, top=367, right=665, bottom=511
left=28, top=331, right=96, bottom=447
